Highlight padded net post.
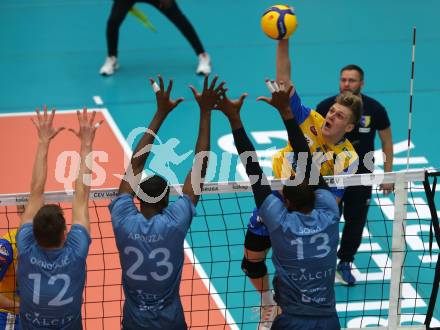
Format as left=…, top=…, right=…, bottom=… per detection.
left=389, top=175, right=409, bottom=328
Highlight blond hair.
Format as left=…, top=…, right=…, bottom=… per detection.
left=335, top=91, right=363, bottom=124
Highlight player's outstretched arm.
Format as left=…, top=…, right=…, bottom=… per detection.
left=276, top=39, right=294, bottom=91
left=118, top=76, right=184, bottom=196
left=182, top=76, right=224, bottom=205
left=257, top=81, right=309, bottom=152
left=258, top=81, right=329, bottom=190
left=217, top=90, right=272, bottom=208
left=20, top=106, right=65, bottom=227
left=69, top=108, right=102, bottom=233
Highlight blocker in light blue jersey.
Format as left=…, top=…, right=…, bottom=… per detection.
left=259, top=189, right=340, bottom=329
left=16, top=223, right=90, bottom=330
left=109, top=193, right=195, bottom=330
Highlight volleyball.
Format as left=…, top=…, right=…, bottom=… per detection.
left=261, top=5, right=297, bottom=40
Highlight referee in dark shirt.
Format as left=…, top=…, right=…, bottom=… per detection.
left=316, top=64, right=394, bottom=286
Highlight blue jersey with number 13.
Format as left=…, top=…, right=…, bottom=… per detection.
left=260, top=189, right=340, bottom=317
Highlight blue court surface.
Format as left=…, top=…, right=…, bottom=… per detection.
left=1, top=0, right=440, bottom=328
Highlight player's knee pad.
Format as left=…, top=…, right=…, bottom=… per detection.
left=241, top=257, right=267, bottom=279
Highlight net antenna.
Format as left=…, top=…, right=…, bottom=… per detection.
left=406, top=26, right=417, bottom=171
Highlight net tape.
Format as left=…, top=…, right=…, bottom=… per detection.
left=0, top=169, right=428, bottom=206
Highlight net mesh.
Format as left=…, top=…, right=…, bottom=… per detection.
left=1, top=170, right=439, bottom=329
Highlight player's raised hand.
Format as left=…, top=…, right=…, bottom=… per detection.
left=31, top=105, right=65, bottom=143
left=217, top=89, right=248, bottom=120
left=257, top=79, right=294, bottom=118
left=68, top=107, right=102, bottom=146
left=189, top=75, right=225, bottom=112
left=150, top=75, right=184, bottom=117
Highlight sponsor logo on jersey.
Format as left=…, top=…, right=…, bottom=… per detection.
left=342, top=147, right=353, bottom=159
left=310, top=126, right=318, bottom=136
left=288, top=267, right=334, bottom=282
left=0, top=244, right=9, bottom=257
left=301, top=293, right=312, bottom=303
left=24, top=312, right=75, bottom=327
left=360, top=115, right=371, bottom=128
left=301, top=293, right=327, bottom=304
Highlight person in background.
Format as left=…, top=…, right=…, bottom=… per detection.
left=316, top=64, right=394, bottom=286
left=100, top=0, right=211, bottom=76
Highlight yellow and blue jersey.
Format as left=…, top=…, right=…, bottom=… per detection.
left=247, top=91, right=358, bottom=237
left=0, top=230, right=18, bottom=314
left=272, top=91, right=358, bottom=198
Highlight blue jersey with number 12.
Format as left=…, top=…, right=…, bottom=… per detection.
left=17, top=223, right=90, bottom=330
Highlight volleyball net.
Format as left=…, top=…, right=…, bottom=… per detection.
left=1, top=169, right=440, bottom=330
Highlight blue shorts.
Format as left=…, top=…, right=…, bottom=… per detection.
left=272, top=313, right=340, bottom=330
left=247, top=191, right=284, bottom=237
left=0, top=312, right=19, bottom=330
left=247, top=208, right=269, bottom=236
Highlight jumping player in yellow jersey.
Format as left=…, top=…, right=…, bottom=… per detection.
left=0, top=229, right=20, bottom=329
left=243, top=38, right=363, bottom=330
left=272, top=92, right=360, bottom=185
